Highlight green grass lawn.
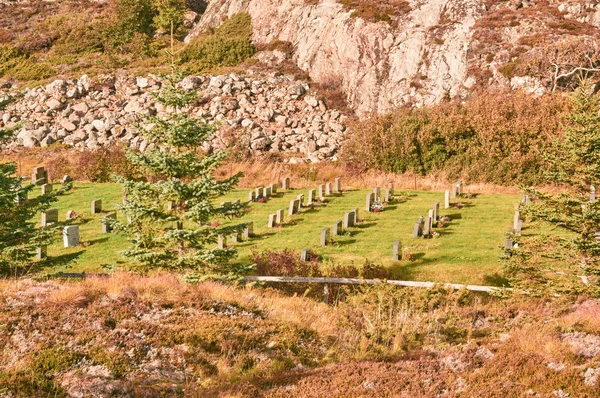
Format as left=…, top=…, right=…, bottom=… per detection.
left=32, top=182, right=519, bottom=285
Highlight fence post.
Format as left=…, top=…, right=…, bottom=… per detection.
left=323, top=283, right=329, bottom=304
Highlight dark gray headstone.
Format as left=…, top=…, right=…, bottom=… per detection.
left=373, top=186, right=381, bottom=201
left=276, top=209, right=284, bottom=224
left=282, top=177, right=291, bottom=190
left=332, top=220, right=342, bottom=236
left=41, top=183, right=52, bottom=195
left=42, top=208, right=58, bottom=226
left=268, top=214, right=276, bottom=228
left=91, top=199, right=102, bottom=214
left=393, top=241, right=401, bottom=261
left=300, top=248, right=310, bottom=261
left=412, top=222, right=421, bottom=238
left=63, top=225, right=80, bottom=247
left=423, top=217, right=432, bottom=237
left=248, top=191, right=255, bottom=202
left=365, top=193, right=374, bottom=212
left=320, top=228, right=330, bottom=246
left=343, top=211, right=354, bottom=228
left=102, top=212, right=117, bottom=233
left=243, top=221, right=254, bottom=239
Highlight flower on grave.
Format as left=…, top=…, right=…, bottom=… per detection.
left=432, top=231, right=441, bottom=238
left=370, top=200, right=384, bottom=212
left=442, top=216, right=451, bottom=222
left=257, top=197, right=266, bottom=203
left=211, top=221, right=220, bottom=227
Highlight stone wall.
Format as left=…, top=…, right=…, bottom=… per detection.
left=0, top=72, right=348, bottom=163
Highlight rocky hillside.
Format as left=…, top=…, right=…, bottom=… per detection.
left=0, top=72, right=348, bottom=162
left=187, top=0, right=600, bottom=116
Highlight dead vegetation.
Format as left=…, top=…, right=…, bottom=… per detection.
left=0, top=275, right=600, bottom=396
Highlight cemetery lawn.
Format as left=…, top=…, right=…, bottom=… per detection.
left=34, top=182, right=520, bottom=285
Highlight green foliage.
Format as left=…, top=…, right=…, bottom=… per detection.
left=0, top=99, right=71, bottom=276
left=0, top=45, right=55, bottom=81
left=105, top=0, right=156, bottom=53
left=179, top=13, right=255, bottom=72
left=506, top=85, right=600, bottom=295
left=152, top=0, right=186, bottom=32
left=113, top=73, right=247, bottom=277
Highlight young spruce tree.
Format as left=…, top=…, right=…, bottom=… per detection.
left=114, top=72, right=247, bottom=277
left=0, top=98, right=69, bottom=276
left=506, top=84, right=600, bottom=294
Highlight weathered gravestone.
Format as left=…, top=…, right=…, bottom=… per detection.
left=32, top=166, right=46, bottom=185
left=63, top=225, right=80, bottom=247
left=343, top=211, right=355, bottom=228
left=365, top=193, right=374, bottom=212
left=268, top=214, right=276, bottom=228
left=248, top=191, right=256, bottom=202
left=388, top=182, right=394, bottom=195
left=288, top=200, right=296, bottom=216
left=513, top=207, right=521, bottom=231
left=243, top=222, right=254, bottom=239
left=445, top=190, right=450, bottom=209
left=428, top=209, right=434, bottom=228
left=384, top=188, right=390, bottom=203
left=276, top=209, right=284, bottom=224
left=297, top=194, right=304, bottom=207
left=231, top=232, right=240, bottom=243
left=41, top=184, right=52, bottom=195
left=451, top=185, right=457, bottom=199
left=269, top=183, right=277, bottom=194
left=332, top=220, right=342, bottom=236
left=91, top=199, right=102, bottom=214
left=263, top=187, right=269, bottom=198
left=320, top=228, right=330, bottom=246
left=255, top=187, right=263, bottom=199
left=412, top=222, right=422, bottom=238
left=334, top=177, right=341, bottom=193
left=282, top=177, right=291, bottom=190
left=41, top=209, right=58, bottom=226
left=318, top=184, right=324, bottom=199
left=325, top=183, right=332, bottom=196
left=433, top=202, right=439, bottom=221
left=294, top=199, right=301, bottom=213
left=423, top=216, right=432, bottom=237
left=352, top=208, right=359, bottom=222
left=61, top=175, right=73, bottom=187
left=217, top=234, right=226, bottom=249
left=102, top=212, right=117, bottom=233
left=36, top=246, right=47, bottom=260
left=393, top=241, right=401, bottom=261
left=505, top=235, right=513, bottom=249
left=373, top=186, right=381, bottom=201
left=300, top=248, right=310, bottom=261
left=307, top=189, right=315, bottom=206
left=66, top=210, right=76, bottom=220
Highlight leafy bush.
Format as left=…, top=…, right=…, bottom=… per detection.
left=104, top=0, right=156, bottom=54
left=179, top=13, right=255, bottom=72
left=76, top=146, right=138, bottom=182
left=251, top=249, right=322, bottom=277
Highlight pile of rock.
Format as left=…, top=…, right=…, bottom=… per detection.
left=0, top=72, right=349, bottom=162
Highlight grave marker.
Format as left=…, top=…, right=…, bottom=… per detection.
left=255, top=187, right=263, bottom=199
left=243, top=222, right=254, bottom=239
left=433, top=202, right=439, bottom=221
left=318, top=184, right=324, bottom=199
left=325, top=183, right=332, bottom=196
left=41, top=183, right=52, bottom=195
left=505, top=236, right=513, bottom=249
left=388, top=182, right=394, bottom=195
left=66, top=210, right=76, bottom=220
left=248, top=191, right=255, bottom=202
left=270, top=183, right=277, bottom=194
left=297, top=194, right=305, bottom=207
left=300, top=249, right=310, bottom=261
left=232, top=232, right=240, bottom=243
left=513, top=207, right=521, bottom=231
left=63, top=225, right=80, bottom=247
left=384, top=188, right=390, bottom=203
left=282, top=177, right=291, bottom=190
left=444, top=190, right=450, bottom=209
left=307, top=189, right=315, bottom=206
left=276, top=209, right=284, bottom=224
left=423, top=217, right=432, bottom=237
left=334, top=177, right=341, bottom=193
left=343, top=211, right=355, bottom=228
left=41, top=209, right=58, bottom=226
left=91, top=199, right=102, bottom=214
left=393, top=241, right=401, bottom=261
left=412, top=222, right=422, bottom=238
left=451, top=186, right=457, bottom=199
left=373, top=186, right=381, bottom=201
left=288, top=200, right=296, bottom=216
left=218, top=234, right=226, bottom=249
left=352, top=208, right=359, bottom=222
left=320, top=228, right=330, bottom=246
left=268, top=214, right=276, bottom=228
left=102, top=212, right=117, bottom=233
left=294, top=199, right=301, bottom=213
left=366, top=192, right=374, bottom=212
left=32, top=166, right=46, bottom=185
left=263, top=187, right=269, bottom=198
left=428, top=209, right=434, bottom=228
left=36, top=246, right=47, bottom=260
left=61, top=175, right=73, bottom=187
left=332, top=220, right=342, bottom=236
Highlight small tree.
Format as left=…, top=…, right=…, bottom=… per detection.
left=113, top=73, right=248, bottom=277
left=506, top=84, right=600, bottom=294
left=0, top=98, right=69, bottom=276
left=106, top=0, right=156, bottom=53
left=152, top=0, right=185, bottom=34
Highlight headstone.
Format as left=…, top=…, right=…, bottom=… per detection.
left=282, top=177, right=290, bottom=190
left=41, top=209, right=58, bottom=226
left=423, top=217, right=432, bottom=237
left=457, top=180, right=463, bottom=196
left=393, top=241, right=401, bottom=261
left=320, top=228, right=330, bottom=246
left=307, top=189, right=315, bottom=206
left=102, top=212, right=117, bottom=233
left=591, top=185, right=596, bottom=203
left=332, top=220, right=342, bottom=236
left=167, top=201, right=175, bottom=211
left=505, top=236, right=513, bottom=249
left=276, top=209, right=284, bottom=224
left=373, top=186, right=381, bottom=201
left=61, top=175, right=73, bottom=187
left=243, top=222, right=254, bottom=239
left=268, top=214, right=276, bottom=228
left=122, top=189, right=128, bottom=204
left=388, top=182, right=394, bottom=195
left=231, top=232, right=240, bottom=243
left=444, top=190, right=450, bottom=209
left=255, top=187, right=263, bottom=199
left=66, top=210, right=76, bottom=220
left=63, top=225, right=80, bottom=247
left=32, top=166, right=46, bottom=185
left=300, top=248, right=310, bottom=261
left=366, top=192, right=374, bottom=212
left=417, top=215, right=424, bottom=224
left=513, top=208, right=521, bottom=231
left=352, top=208, right=359, bottom=222
left=516, top=219, right=523, bottom=235
left=343, top=211, right=355, bottom=228
left=412, top=222, right=422, bottom=238
left=288, top=200, right=296, bottom=216
left=297, top=194, right=305, bottom=207
left=428, top=209, right=434, bottom=228
left=15, top=190, right=27, bottom=204
left=384, top=188, right=390, bottom=203
left=325, top=183, right=332, bottom=196
left=451, top=185, right=457, bottom=199
left=218, top=234, right=226, bottom=249
left=248, top=191, right=255, bottom=202
left=318, top=184, right=324, bottom=199
left=41, top=183, right=52, bottom=195
left=263, top=187, right=270, bottom=198
left=294, top=199, right=301, bottom=213
left=233, top=199, right=240, bottom=206
left=334, top=177, right=341, bottom=193
left=91, top=199, right=102, bottom=214
left=36, top=246, right=47, bottom=260
left=433, top=202, right=439, bottom=221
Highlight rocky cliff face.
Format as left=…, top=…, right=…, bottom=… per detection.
left=187, top=0, right=600, bottom=116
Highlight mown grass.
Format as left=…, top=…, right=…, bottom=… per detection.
left=32, top=182, right=519, bottom=285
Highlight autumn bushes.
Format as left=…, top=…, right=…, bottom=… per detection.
left=341, top=91, right=569, bottom=185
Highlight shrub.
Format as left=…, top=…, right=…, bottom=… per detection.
left=250, top=249, right=321, bottom=277
left=76, top=146, right=137, bottom=182
left=105, top=0, right=155, bottom=54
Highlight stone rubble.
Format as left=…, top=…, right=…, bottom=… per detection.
left=0, top=72, right=349, bottom=163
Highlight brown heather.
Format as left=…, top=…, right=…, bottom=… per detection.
left=1, top=275, right=600, bottom=396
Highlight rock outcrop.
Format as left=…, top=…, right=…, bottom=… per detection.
left=0, top=72, right=348, bottom=162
